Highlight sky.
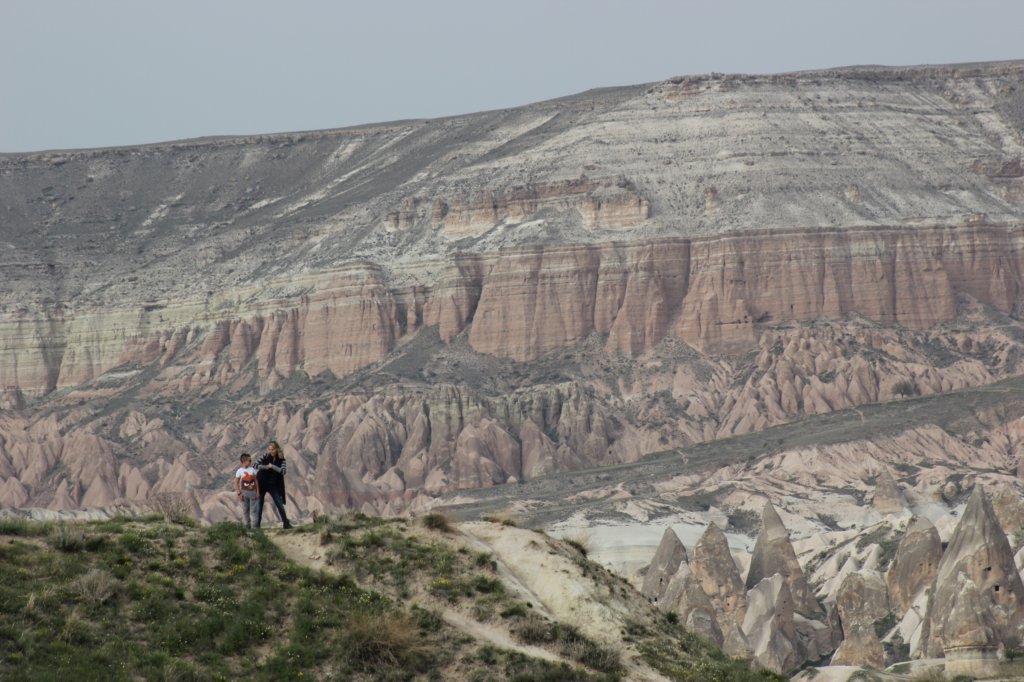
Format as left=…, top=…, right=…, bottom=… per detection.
left=2, top=0, right=1023, bottom=153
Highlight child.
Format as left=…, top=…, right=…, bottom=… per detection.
left=234, top=453, right=259, bottom=529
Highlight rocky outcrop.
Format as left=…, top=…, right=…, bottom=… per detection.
left=871, top=469, right=905, bottom=514
left=829, top=571, right=889, bottom=668
left=642, top=527, right=689, bottom=604
left=662, top=565, right=724, bottom=646
left=830, top=626, right=885, bottom=669
left=389, top=176, right=651, bottom=236
left=743, top=574, right=805, bottom=674
left=887, top=516, right=942, bottom=613
left=746, top=502, right=824, bottom=618
left=6, top=223, right=1024, bottom=400
left=922, top=485, right=1024, bottom=657
left=942, top=574, right=1001, bottom=678
left=690, top=522, right=748, bottom=628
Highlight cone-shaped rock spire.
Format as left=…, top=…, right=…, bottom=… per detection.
left=922, top=484, right=1024, bottom=656
left=662, top=565, right=724, bottom=645
left=746, top=500, right=824, bottom=617
left=886, top=515, right=941, bottom=613
left=871, top=468, right=905, bottom=514
left=691, top=522, right=747, bottom=627
left=641, top=527, right=688, bottom=604
left=742, top=573, right=805, bottom=673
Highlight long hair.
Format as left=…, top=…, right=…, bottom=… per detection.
left=268, top=440, right=284, bottom=459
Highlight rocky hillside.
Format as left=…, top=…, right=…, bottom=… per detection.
left=431, top=377, right=1024, bottom=677
left=0, top=513, right=781, bottom=681
left=5, top=58, right=1024, bottom=679
left=2, top=60, right=1024, bottom=521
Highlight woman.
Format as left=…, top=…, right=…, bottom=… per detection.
left=254, top=440, right=292, bottom=529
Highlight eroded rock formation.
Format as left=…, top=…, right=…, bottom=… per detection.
left=641, top=527, right=689, bottom=603
left=922, top=484, right=1024, bottom=657
left=746, top=502, right=824, bottom=618
left=743, top=574, right=805, bottom=673
left=690, top=522, right=748, bottom=628
left=887, top=516, right=942, bottom=613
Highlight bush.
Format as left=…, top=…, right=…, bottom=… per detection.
left=513, top=619, right=622, bottom=674
left=341, top=612, right=433, bottom=671
left=149, top=493, right=196, bottom=525
left=500, top=603, right=529, bottom=619
left=0, top=516, right=49, bottom=536
left=71, top=568, right=119, bottom=606
left=893, top=380, right=919, bottom=397
left=49, top=523, right=87, bottom=552
left=421, top=512, right=452, bottom=533
left=475, top=551, right=497, bottom=570
left=873, top=611, right=897, bottom=638
left=563, top=533, right=591, bottom=557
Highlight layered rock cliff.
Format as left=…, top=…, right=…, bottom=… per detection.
left=2, top=60, right=1024, bottom=522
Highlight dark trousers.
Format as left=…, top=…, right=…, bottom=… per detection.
left=255, top=487, right=289, bottom=528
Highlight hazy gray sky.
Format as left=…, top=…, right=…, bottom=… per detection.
left=3, top=0, right=1022, bottom=152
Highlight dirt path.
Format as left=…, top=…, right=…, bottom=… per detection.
left=459, top=522, right=672, bottom=682
left=266, top=530, right=575, bottom=668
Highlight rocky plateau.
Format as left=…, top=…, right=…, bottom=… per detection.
left=4, top=60, right=1024, bottom=676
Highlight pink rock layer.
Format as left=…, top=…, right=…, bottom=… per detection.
left=3, top=223, right=1022, bottom=399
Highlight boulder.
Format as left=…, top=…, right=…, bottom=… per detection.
left=990, top=482, right=1024, bottom=541
left=830, top=570, right=890, bottom=668
left=835, top=570, right=890, bottom=632
left=722, top=622, right=753, bottom=659
left=746, top=501, right=824, bottom=617
left=794, top=614, right=834, bottom=663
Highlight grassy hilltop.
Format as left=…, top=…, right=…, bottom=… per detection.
left=0, top=513, right=780, bottom=681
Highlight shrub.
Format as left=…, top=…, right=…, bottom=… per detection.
left=893, top=379, right=918, bottom=397
left=149, top=492, right=196, bottom=525
left=59, top=606, right=89, bottom=644
left=513, top=619, right=622, bottom=674
left=472, top=575, right=504, bottom=594
left=161, top=659, right=201, bottom=682
left=49, top=523, right=86, bottom=551
left=0, top=516, right=48, bottom=536
left=341, top=612, right=433, bottom=671
left=873, top=611, right=897, bottom=638
left=421, top=512, right=452, bottom=533
left=500, top=603, right=529, bottom=619
left=71, top=568, right=119, bottom=606
left=563, top=533, right=591, bottom=557
left=475, top=551, right=497, bottom=570
left=430, top=577, right=472, bottom=602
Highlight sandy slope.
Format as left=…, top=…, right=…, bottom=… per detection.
left=270, top=524, right=671, bottom=681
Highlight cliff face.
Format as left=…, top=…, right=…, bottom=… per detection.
left=4, top=224, right=1023, bottom=401
left=3, top=61, right=1024, bottom=518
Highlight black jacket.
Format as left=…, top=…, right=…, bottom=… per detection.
left=255, top=452, right=287, bottom=499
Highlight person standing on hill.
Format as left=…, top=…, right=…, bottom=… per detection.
left=255, top=440, right=292, bottom=529
left=234, top=452, right=260, bottom=529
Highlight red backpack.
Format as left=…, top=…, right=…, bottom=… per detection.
left=240, top=470, right=257, bottom=492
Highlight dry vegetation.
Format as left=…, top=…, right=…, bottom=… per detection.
left=0, top=513, right=780, bottom=681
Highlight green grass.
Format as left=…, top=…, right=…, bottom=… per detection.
left=625, top=617, right=786, bottom=682
left=1, top=513, right=778, bottom=681
left=0, top=517, right=445, bottom=680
